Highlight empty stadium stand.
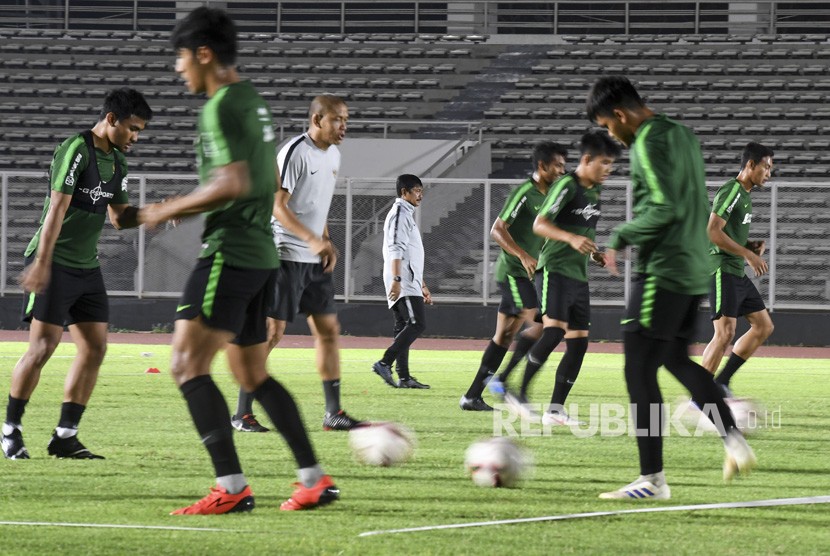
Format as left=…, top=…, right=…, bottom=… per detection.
left=1, top=26, right=828, bottom=307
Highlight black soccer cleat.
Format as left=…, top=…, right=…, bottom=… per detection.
left=398, top=376, right=430, bottom=389
left=47, top=431, right=105, bottom=459
left=459, top=396, right=494, bottom=411
left=2, top=427, right=30, bottom=459
left=372, top=361, right=397, bottom=388
left=231, top=413, right=270, bottom=433
left=323, top=409, right=366, bottom=431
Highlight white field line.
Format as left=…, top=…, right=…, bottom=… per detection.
left=359, top=495, right=830, bottom=537
left=0, top=520, right=240, bottom=532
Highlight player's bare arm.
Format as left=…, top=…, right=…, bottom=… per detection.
left=272, top=187, right=338, bottom=270
left=707, top=212, right=768, bottom=276
left=491, top=218, right=536, bottom=278
left=532, top=214, right=596, bottom=255
left=19, top=189, right=71, bottom=293
left=138, top=161, right=251, bottom=227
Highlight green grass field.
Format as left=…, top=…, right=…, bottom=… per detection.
left=1, top=340, right=829, bottom=555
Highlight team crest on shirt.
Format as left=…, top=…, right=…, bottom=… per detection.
left=742, top=213, right=752, bottom=224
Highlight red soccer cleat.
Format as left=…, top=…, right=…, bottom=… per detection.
left=280, top=475, right=340, bottom=511
left=170, top=485, right=255, bottom=515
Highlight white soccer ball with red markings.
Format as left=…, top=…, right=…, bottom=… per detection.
left=464, top=437, right=531, bottom=488
left=348, top=422, right=416, bottom=466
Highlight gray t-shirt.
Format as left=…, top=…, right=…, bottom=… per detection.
left=272, top=133, right=340, bottom=263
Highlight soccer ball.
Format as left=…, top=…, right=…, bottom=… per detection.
left=348, top=422, right=416, bottom=466
left=464, top=437, right=531, bottom=488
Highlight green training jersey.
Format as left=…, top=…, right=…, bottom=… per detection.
left=196, top=80, right=279, bottom=269
left=710, top=178, right=752, bottom=277
left=493, top=178, right=548, bottom=282
left=608, top=114, right=710, bottom=295
left=537, top=172, right=601, bottom=283
left=25, top=132, right=129, bottom=269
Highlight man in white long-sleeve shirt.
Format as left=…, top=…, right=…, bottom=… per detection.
left=372, top=174, right=432, bottom=389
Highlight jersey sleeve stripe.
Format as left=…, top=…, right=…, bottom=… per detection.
left=392, top=205, right=401, bottom=244
left=715, top=182, right=742, bottom=217
left=279, top=135, right=307, bottom=188
left=634, top=123, right=666, bottom=205
left=499, top=181, right=533, bottom=220
left=539, top=175, right=572, bottom=216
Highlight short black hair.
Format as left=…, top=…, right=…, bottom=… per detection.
left=741, top=142, right=774, bottom=169
left=580, top=130, right=622, bottom=159
left=396, top=174, right=422, bottom=197
left=532, top=141, right=568, bottom=169
left=99, top=88, right=152, bottom=122
left=586, top=76, right=645, bottom=122
left=171, top=6, right=237, bottom=66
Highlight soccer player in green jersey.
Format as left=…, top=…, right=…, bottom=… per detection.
left=702, top=143, right=774, bottom=396
left=138, top=7, right=337, bottom=515
left=505, top=131, right=620, bottom=426
left=1, top=88, right=151, bottom=461
left=460, top=141, right=567, bottom=411
left=587, top=76, right=755, bottom=500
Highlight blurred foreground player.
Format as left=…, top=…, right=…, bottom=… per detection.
left=137, top=7, right=338, bottom=514
left=587, top=76, right=755, bottom=500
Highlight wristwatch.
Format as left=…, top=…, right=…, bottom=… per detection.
left=392, top=275, right=402, bottom=282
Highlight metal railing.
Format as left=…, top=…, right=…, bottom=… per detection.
left=2, top=1, right=829, bottom=35
left=2, top=172, right=828, bottom=312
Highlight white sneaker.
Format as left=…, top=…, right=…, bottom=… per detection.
left=599, top=479, right=671, bottom=501
left=723, top=430, right=757, bottom=481
left=542, top=410, right=585, bottom=427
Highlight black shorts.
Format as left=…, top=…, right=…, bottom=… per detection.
left=268, top=260, right=336, bottom=322
left=176, top=253, right=276, bottom=346
left=623, top=274, right=701, bottom=341
left=21, top=256, right=108, bottom=326
left=535, top=269, right=590, bottom=331
left=497, top=275, right=539, bottom=316
left=709, top=270, right=767, bottom=320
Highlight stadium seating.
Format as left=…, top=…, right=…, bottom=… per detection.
left=1, top=29, right=827, bottom=305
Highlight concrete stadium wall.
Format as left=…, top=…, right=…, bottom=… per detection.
left=0, top=296, right=827, bottom=347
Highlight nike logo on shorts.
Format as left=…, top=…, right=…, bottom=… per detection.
left=177, top=304, right=192, bottom=312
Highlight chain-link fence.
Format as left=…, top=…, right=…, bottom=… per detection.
left=1, top=171, right=828, bottom=310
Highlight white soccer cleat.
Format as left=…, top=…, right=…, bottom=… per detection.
left=599, top=479, right=671, bottom=501
left=542, top=410, right=585, bottom=427
left=723, top=430, right=757, bottom=482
